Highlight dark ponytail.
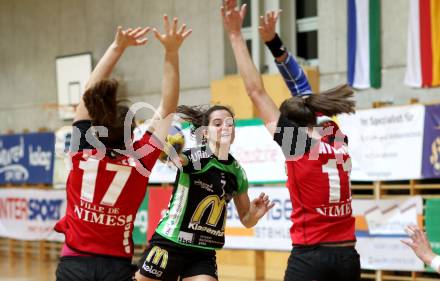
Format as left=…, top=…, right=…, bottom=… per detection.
left=176, top=105, right=234, bottom=142
left=305, top=84, right=356, bottom=116
left=176, top=105, right=207, bottom=133
left=280, top=84, right=355, bottom=126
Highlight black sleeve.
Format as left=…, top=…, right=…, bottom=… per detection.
left=273, top=114, right=312, bottom=159
left=181, top=149, right=195, bottom=174
left=71, top=120, right=93, bottom=151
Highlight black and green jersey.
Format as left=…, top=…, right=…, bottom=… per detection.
left=155, top=146, right=248, bottom=250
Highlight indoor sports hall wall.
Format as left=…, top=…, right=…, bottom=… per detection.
left=0, top=0, right=222, bottom=132
left=1, top=0, right=439, bottom=134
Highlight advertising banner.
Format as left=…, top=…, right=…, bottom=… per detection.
left=0, top=188, right=66, bottom=241
left=353, top=197, right=424, bottom=271
left=224, top=186, right=292, bottom=251
left=230, top=120, right=287, bottom=184
left=337, top=105, right=425, bottom=181
left=0, top=132, right=55, bottom=184
left=422, top=105, right=440, bottom=178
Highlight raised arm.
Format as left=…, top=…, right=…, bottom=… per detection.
left=403, top=225, right=440, bottom=274
left=259, top=11, right=312, bottom=97
left=74, top=26, right=150, bottom=122
left=147, top=15, right=192, bottom=143
left=222, top=0, right=280, bottom=135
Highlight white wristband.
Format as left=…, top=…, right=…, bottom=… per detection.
left=430, top=255, right=440, bottom=271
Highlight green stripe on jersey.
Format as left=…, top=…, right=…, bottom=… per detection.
left=156, top=175, right=190, bottom=239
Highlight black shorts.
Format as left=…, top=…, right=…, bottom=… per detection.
left=137, top=242, right=218, bottom=281
left=283, top=245, right=361, bottom=281
left=56, top=255, right=135, bottom=281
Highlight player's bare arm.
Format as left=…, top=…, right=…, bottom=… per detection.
left=74, top=26, right=150, bottom=122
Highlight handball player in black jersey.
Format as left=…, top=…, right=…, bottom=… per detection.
left=136, top=105, right=275, bottom=281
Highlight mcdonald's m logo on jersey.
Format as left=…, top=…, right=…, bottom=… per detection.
left=146, top=246, right=168, bottom=269
left=191, top=195, right=226, bottom=227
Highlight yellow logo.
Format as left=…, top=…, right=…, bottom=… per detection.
left=145, top=246, right=168, bottom=269
left=430, top=137, right=440, bottom=172
left=191, top=195, right=225, bottom=226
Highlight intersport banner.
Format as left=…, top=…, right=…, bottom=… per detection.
left=337, top=105, right=425, bottom=181
left=0, top=188, right=66, bottom=241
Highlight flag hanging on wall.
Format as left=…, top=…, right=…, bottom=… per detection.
left=347, top=0, right=382, bottom=89
left=404, top=0, right=440, bottom=88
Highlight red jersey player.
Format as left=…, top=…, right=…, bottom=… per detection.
left=54, top=16, right=192, bottom=281
left=223, top=1, right=360, bottom=280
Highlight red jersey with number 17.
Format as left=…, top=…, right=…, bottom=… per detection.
left=274, top=115, right=355, bottom=245
left=54, top=120, right=162, bottom=258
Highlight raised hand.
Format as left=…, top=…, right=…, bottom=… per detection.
left=114, top=26, right=150, bottom=50
left=402, top=225, right=437, bottom=265
left=259, top=10, right=282, bottom=42
left=249, top=192, right=275, bottom=220
left=154, top=15, right=192, bottom=53
left=221, top=0, right=247, bottom=35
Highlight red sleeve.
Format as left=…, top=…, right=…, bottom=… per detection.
left=133, top=131, right=163, bottom=172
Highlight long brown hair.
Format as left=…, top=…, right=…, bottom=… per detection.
left=176, top=105, right=235, bottom=143
left=83, top=79, right=134, bottom=150
left=280, top=84, right=355, bottom=126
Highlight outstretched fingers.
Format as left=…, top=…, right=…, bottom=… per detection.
left=223, top=0, right=236, bottom=12
left=154, top=15, right=192, bottom=51
left=123, top=28, right=133, bottom=35
left=128, top=27, right=142, bottom=37
left=153, top=28, right=162, bottom=42
left=135, top=37, right=148, bottom=46
left=163, top=14, right=170, bottom=34
left=266, top=201, right=275, bottom=210
left=177, top=23, right=187, bottom=36
left=239, top=4, right=247, bottom=20
left=134, top=27, right=151, bottom=39
left=181, top=29, right=192, bottom=40
left=171, top=17, right=178, bottom=34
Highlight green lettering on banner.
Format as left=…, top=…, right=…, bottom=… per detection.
left=425, top=199, right=440, bottom=272
left=132, top=193, right=149, bottom=245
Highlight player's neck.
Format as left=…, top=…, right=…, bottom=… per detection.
left=208, top=142, right=230, bottom=161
